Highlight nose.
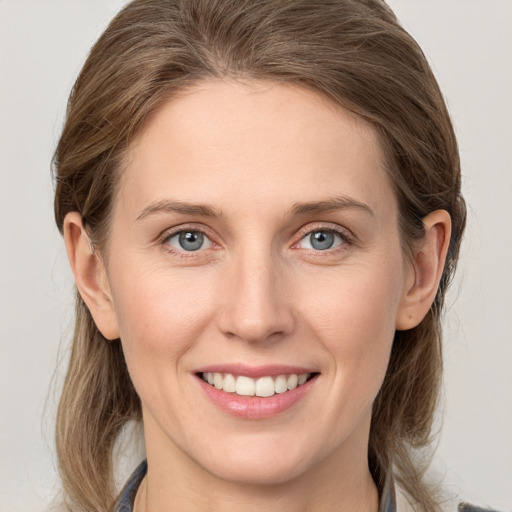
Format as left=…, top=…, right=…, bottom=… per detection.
left=217, top=250, right=295, bottom=344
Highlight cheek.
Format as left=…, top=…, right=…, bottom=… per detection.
left=110, top=265, right=219, bottom=367
left=302, top=260, right=402, bottom=337
left=298, top=258, right=404, bottom=384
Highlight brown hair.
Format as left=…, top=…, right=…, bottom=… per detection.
left=53, top=1, right=466, bottom=510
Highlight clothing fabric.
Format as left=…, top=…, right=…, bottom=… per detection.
left=458, top=507, right=501, bottom=512
left=114, top=460, right=498, bottom=512
left=116, top=460, right=147, bottom=512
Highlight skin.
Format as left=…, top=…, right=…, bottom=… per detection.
left=64, top=80, right=451, bottom=512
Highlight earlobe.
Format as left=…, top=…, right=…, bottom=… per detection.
left=395, top=210, right=452, bottom=331
left=63, top=212, right=120, bottom=340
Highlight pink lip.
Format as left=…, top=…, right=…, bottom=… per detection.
left=195, top=363, right=315, bottom=379
left=194, top=368, right=319, bottom=420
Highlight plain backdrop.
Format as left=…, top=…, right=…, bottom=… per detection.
left=0, top=1, right=511, bottom=511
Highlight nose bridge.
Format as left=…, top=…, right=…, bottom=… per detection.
left=219, top=242, right=294, bottom=343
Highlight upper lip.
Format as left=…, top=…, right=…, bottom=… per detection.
left=195, top=363, right=318, bottom=379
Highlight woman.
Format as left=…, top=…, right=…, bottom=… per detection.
left=52, top=1, right=486, bottom=511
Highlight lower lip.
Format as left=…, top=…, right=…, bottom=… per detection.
left=197, top=375, right=318, bottom=419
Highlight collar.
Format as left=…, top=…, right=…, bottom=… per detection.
left=116, top=460, right=147, bottom=512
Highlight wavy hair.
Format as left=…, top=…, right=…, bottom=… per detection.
left=53, top=1, right=466, bottom=510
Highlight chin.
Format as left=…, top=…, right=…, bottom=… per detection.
left=188, top=433, right=323, bottom=486
left=203, top=456, right=309, bottom=486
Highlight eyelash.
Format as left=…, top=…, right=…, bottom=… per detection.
left=159, top=225, right=218, bottom=258
left=292, top=224, right=353, bottom=255
left=158, top=224, right=353, bottom=257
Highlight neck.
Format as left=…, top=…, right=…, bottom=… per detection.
left=135, top=465, right=378, bottom=512
left=135, top=415, right=380, bottom=512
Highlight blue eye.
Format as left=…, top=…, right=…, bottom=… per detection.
left=299, top=230, right=344, bottom=251
left=165, top=230, right=212, bottom=252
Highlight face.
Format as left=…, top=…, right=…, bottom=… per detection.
left=103, top=80, right=414, bottom=484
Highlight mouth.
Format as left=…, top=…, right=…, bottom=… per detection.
left=197, top=371, right=318, bottom=398
left=195, top=366, right=320, bottom=419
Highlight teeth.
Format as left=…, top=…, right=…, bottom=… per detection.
left=236, top=376, right=255, bottom=396
left=298, top=373, right=308, bottom=385
left=274, top=375, right=288, bottom=394
left=213, top=372, right=223, bottom=390
left=223, top=373, right=236, bottom=393
left=255, top=376, right=274, bottom=397
left=286, top=374, right=298, bottom=390
left=201, top=372, right=312, bottom=397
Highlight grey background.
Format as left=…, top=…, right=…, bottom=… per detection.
left=0, top=1, right=511, bottom=510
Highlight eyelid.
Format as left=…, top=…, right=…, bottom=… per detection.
left=158, top=223, right=220, bottom=251
left=156, top=222, right=354, bottom=254
left=291, top=222, right=354, bottom=250
left=167, top=231, right=213, bottom=251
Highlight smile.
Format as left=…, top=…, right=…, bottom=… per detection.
left=200, top=372, right=312, bottom=397
left=196, top=367, right=319, bottom=419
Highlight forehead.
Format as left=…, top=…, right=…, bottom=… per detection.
left=118, top=79, right=395, bottom=220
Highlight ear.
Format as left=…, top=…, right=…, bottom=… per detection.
left=395, top=210, right=452, bottom=331
left=63, top=212, right=120, bottom=340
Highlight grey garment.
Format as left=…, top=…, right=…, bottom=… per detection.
left=114, top=460, right=497, bottom=512
left=458, top=505, right=501, bottom=512
left=116, top=460, right=147, bottom=512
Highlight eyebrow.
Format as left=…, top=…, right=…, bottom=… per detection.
left=290, top=196, right=374, bottom=217
left=135, top=195, right=373, bottom=222
left=136, top=200, right=221, bottom=221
